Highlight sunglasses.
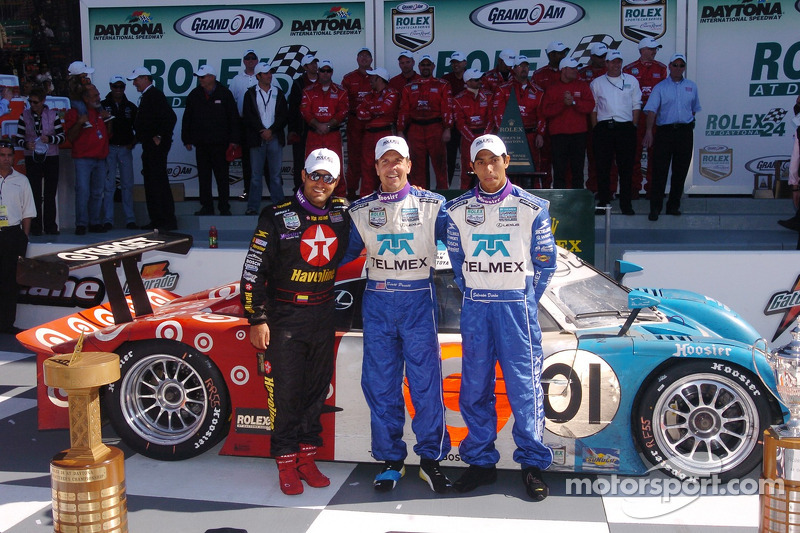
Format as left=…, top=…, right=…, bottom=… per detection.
left=0, top=139, right=14, bottom=149
left=307, top=171, right=338, bottom=184
left=319, top=69, right=333, bottom=73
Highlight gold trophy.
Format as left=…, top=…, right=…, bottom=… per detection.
left=43, top=335, right=128, bottom=533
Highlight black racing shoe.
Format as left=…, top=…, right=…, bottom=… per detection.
left=419, top=459, right=452, bottom=494
left=522, top=466, right=549, bottom=502
left=373, top=460, right=405, bottom=492
left=452, top=465, right=497, bottom=493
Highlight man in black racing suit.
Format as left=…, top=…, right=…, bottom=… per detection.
left=240, top=148, right=350, bottom=495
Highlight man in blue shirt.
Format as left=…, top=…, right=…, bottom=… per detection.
left=642, top=53, right=701, bottom=221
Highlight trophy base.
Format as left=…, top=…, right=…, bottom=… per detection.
left=761, top=428, right=800, bottom=532
left=50, top=446, right=128, bottom=533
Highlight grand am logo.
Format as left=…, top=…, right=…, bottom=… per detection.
left=750, top=41, right=800, bottom=97
left=94, top=11, right=164, bottom=40
left=700, top=0, right=784, bottom=23
left=18, top=276, right=105, bottom=308
left=392, top=2, right=434, bottom=52
left=123, top=261, right=180, bottom=294
left=744, top=155, right=790, bottom=178
left=166, top=162, right=197, bottom=181
left=469, top=0, right=584, bottom=33
left=174, top=9, right=282, bottom=42
left=621, top=0, right=666, bottom=42
left=705, top=108, right=787, bottom=137
left=699, top=145, right=733, bottom=181
left=290, top=5, right=363, bottom=36
left=765, top=274, right=800, bottom=341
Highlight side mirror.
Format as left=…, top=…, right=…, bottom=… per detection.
left=615, top=260, right=644, bottom=282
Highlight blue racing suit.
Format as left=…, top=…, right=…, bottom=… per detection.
left=342, top=181, right=451, bottom=462
left=445, top=179, right=556, bottom=469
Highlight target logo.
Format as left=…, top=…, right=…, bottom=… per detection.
left=300, top=224, right=338, bottom=266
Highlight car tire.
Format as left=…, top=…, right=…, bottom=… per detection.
left=635, top=359, right=772, bottom=481
left=104, top=339, right=230, bottom=461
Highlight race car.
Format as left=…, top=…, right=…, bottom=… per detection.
left=17, top=233, right=785, bottom=481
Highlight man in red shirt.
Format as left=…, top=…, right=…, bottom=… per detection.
left=356, top=67, right=399, bottom=195
left=301, top=59, right=349, bottom=196
left=397, top=54, right=453, bottom=189
left=452, top=68, right=492, bottom=189
left=490, top=56, right=547, bottom=187
left=541, top=57, right=595, bottom=189
left=388, top=51, right=420, bottom=93
left=342, top=47, right=373, bottom=200
left=443, top=51, right=468, bottom=186
left=483, top=49, right=514, bottom=94
left=623, top=37, right=666, bottom=198
left=533, top=41, right=569, bottom=91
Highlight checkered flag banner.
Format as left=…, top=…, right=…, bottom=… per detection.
left=765, top=108, right=788, bottom=123
left=571, top=34, right=622, bottom=63
left=270, top=45, right=315, bottom=79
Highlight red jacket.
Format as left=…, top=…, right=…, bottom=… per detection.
left=442, top=72, right=466, bottom=98
left=453, top=89, right=493, bottom=142
left=357, top=86, right=400, bottom=129
left=540, top=79, right=595, bottom=135
left=388, top=72, right=420, bottom=93
left=64, top=107, right=109, bottom=159
left=490, top=80, right=545, bottom=134
left=341, top=69, right=372, bottom=117
left=300, top=83, right=349, bottom=125
left=483, top=68, right=512, bottom=94
left=397, top=77, right=453, bottom=131
left=623, top=59, right=667, bottom=104
left=532, top=66, right=560, bottom=91
left=578, top=64, right=607, bottom=83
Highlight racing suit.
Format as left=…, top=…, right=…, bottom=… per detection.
left=300, top=82, right=349, bottom=196
left=445, top=180, right=556, bottom=469
left=453, top=88, right=493, bottom=189
left=342, top=69, right=373, bottom=198
left=397, top=77, right=453, bottom=189
left=342, top=182, right=451, bottom=463
left=240, top=190, right=350, bottom=457
left=623, top=59, right=667, bottom=197
left=482, top=67, right=512, bottom=94
left=356, top=86, right=400, bottom=196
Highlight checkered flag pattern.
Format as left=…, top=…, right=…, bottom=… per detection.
left=765, top=108, right=788, bottom=123
left=270, top=45, right=314, bottom=79
left=571, top=34, right=622, bottom=63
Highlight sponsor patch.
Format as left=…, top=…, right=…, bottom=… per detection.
left=283, top=211, right=301, bottom=230
left=401, top=207, right=419, bottom=223
left=465, top=204, right=485, bottom=226
left=369, top=206, right=387, bottom=228
left=498, top=206, right=517, bottom=222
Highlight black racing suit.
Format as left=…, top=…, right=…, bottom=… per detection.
left=240, top=189, right=350, bottom=457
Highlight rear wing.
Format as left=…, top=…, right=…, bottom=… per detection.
left=17, top=232, right=193, bottom=324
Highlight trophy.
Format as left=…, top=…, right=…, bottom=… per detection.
left=43, top=335, right=128, bottom=533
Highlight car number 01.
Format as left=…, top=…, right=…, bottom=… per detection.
left=541, top=350, right=621, bottom=439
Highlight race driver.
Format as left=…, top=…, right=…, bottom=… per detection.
left=341, top=136, right=452, bottom=493
left=240, top=148, right=350, bottom=496
left=445, top=134, right=556, bottom=501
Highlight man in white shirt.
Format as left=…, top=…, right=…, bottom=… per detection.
left=230, top=49, right=260, bottom=201
left=589, top=50, right=642, bottom=215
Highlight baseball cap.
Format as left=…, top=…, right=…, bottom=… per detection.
left=638, top=37, right=662, bottom=50
left=194, top=65, right=217, bottom=77
left=498, top=49, right=515, bottom=65
left=450, top=51, right=467, bottom=62
left=589, top=43, right=609, bottom=56
left=470, top=134, right=507, bottom=162
left=375, top=136, right=410, bottom=159
left=301, top=54, right=318, bottom=66
left=546, top=41, right=569, bottom=54
left=559, top=57, right=580, bottom=70
left=514, top=55, right=530, bottom=67
left=243, top=49, right=258, bottom=59
left=669, top=53, right=687, bottom=64
left=366, top=67, right=389, bottom=82
left=357, top=47, right=373, bottom=56
left=318, top=59, right=334, bottom=71
left=108, top=75, right=126, bottom=85
left=463, top=68, right=484, bottom=83
left=606, top=50, right=624, bottom=62
left=68, top=61, right=94, bottom=76
left=305, top=149, right=340, bottom=177
left=398, top=50, right=414, bottom=60
left=126, top=66, right=152, bottom=80
left=419, top=54, right=435, bottom=65
left=253, top=62, right=273, bottom=76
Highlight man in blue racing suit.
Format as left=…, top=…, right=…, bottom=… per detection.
left=445, top=134, right=556, bottom=501
left=342, top=136, right=452, bottom=493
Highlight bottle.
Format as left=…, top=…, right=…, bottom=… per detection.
left=209, top=225, right=218, bottom=248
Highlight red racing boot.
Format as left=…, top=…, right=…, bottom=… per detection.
left=297, top=444, right=330, bottom=488
left=276, top=453, right=303, bottom=495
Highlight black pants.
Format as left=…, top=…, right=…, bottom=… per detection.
left=0, top=226, right=27, bottom=331
left=239, top=123, right=251, bottom=194
left=195, top=143, right=230, bottom=213
left=649, top=124, right=693, bottom=214
left=141, top=142, right=176, bottom=227
left=593, top=121, right=636, bottom=210
left=265, top=300, right=336, bottom=457
left=24, top=155, right=59, bottom=233
left=551, top=132, right=587, bottom=189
